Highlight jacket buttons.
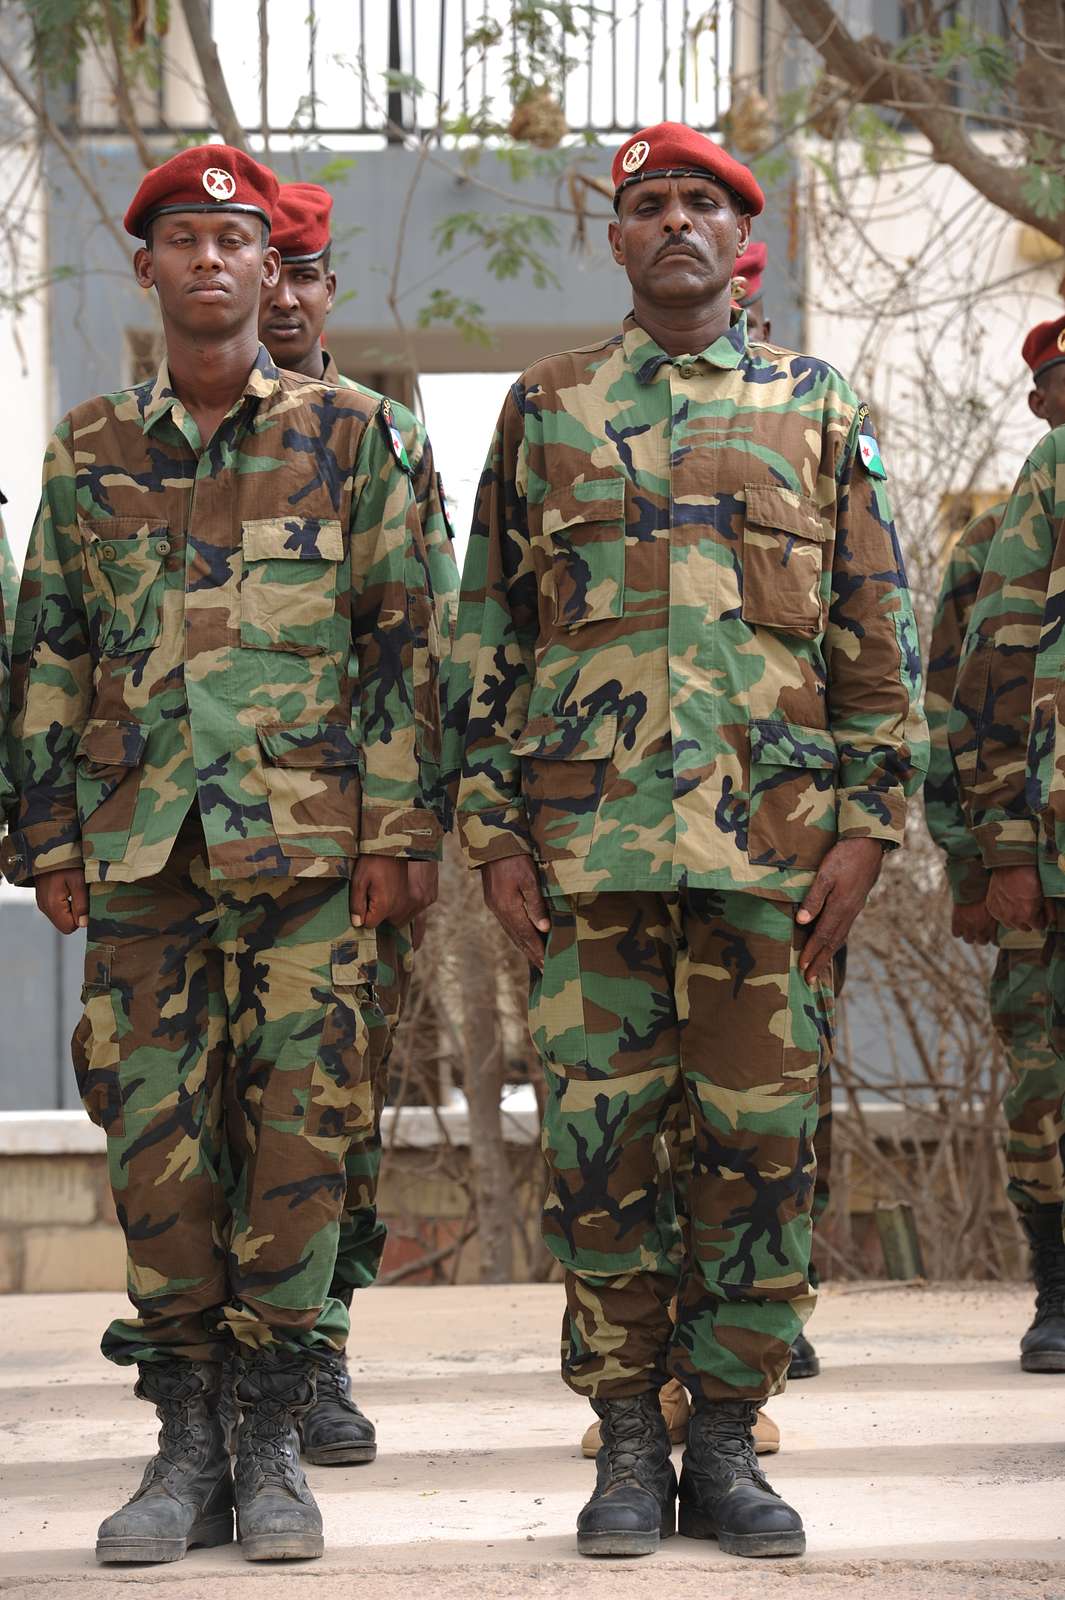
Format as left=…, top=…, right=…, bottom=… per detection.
left=100, top=544, right=117, bottom=561
left=676, top=364, right=693, bottom=379
left=155, top=538, right=171, bottom=556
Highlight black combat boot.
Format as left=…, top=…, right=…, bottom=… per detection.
left=788, top=1330, right=820, bottom=1378
left=679, top=1399, right=805, bottom=1558
left=298, top=1347, right=377, bottom=1464
left=1020, top=1206, right=1065, bottom=1372
left=576, top=1392, right=677, bottom=1558
left=234, top=1350, right=324, bottom=1561
left=96, top=1361, right=233, bottom=1564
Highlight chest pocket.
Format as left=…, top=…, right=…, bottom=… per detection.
left=539, top=477, right=627, bottom=630
left=740, top=484, right=833, bottom=639
left=241, top=517, right=344, bottom=655
left=82, top=519, right=170, bottom=656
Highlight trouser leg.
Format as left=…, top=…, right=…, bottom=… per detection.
left=89, top=835, right=230, bottom=1366
left=329, top=919, right=414, bottom=1306
left=218, top=872, right=375, bottom=1356
left=671, top=891, right=828, bottom=1402
left=992, top=938, right=1065, bottom=1216
left=534, top=893, right=682, bottom=1399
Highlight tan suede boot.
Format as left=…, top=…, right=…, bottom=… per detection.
left=581, top=1388, right=781, bottom=1458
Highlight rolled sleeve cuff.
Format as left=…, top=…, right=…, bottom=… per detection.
left=944, top=854, right=992, bottom=905
left=836, top=789, right=907, bottom=850
left=973, top=815, right=1040, bottom=870
left=2, top=823, right=83, bottom=885
left=359, top=804, right=441, bottom=858
left=456, top=804, right=534, bottom=868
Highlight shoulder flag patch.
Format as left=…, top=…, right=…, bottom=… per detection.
left=379, top=398, right=412, bottom=475
left=857, top=434, right=887, bottom=479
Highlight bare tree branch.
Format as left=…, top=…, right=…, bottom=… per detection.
left=178, top=0, right=247, bottom=151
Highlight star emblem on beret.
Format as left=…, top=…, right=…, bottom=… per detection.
left=621, top=140, right=650, bottom=174
left=202, top=167, right=237, bottom=201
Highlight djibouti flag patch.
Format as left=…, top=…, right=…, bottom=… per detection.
left=857, top=434, right=886, bottom=479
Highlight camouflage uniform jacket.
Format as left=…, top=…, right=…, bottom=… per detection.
left=924, top=502, right=1005, bottom=905
left=5, top=346, right=440, bottom=887
left=950, top=428, right=1065, bottom=893
left=448, top=314, right=927, bottom=900
left=322, top=350, right=459, bottom=827
left=0, top=502, right=14, bottom=811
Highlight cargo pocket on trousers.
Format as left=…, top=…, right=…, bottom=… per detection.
left=71, top=943, right=125, bottom=1135
left=528, top=901, right=590, bottom=1070
left=306, top=932, right=379, bottom=1143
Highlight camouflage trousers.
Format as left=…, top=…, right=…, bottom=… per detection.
left=78, top=820, right=377, bottom=1367
left=329, top=920, right=414, bottom=1306
left=998, top=929, right=1065, bottom=1213
left=530, top=889, right=831, bottom=1404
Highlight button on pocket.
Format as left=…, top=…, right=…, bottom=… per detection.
left=81, top=519, right=169, bottom=655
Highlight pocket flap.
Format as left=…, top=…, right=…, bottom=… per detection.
left=540, top=477, right=626, bottom=537
left=512, top=710, right=618, bottom=761
left=243, top=518, right=344, bottom=562
left=750, top=719, right=838, bottom=770
left=744, top=484, right=832, bottom=543
left=258, top=721, right=362, bottom=769
left=331, top=931, right=378, bottom=990
left=75, top=720, right=148, bottom=769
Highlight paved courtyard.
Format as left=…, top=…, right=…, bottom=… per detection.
left=0, top=1282, right=1062, bottom=1598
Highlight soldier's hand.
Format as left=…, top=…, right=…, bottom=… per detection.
left=481, top=854, right=551, bottom=970
left=986, top=865, right=1046, bottom=932
left=408, top=860, right=439, bottom=951
left=36, top=866, right=89, bottom=935
left=797, top=838, right=884, bottom=983
left=350, top=858, right=408, bottom=930
left=951, top=899, right=997, bottom=945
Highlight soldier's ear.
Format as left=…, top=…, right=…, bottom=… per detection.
left=608, top=219, right=625, bottom=265
left=325, top=271, right=337, bottom=313
left=262, top=245, right=281, bottom=289
left=133, top=247, right=155, bottom=290
left=734, top=211, right=752, bottom=257
left=1029, top=386, right=1047, bottom=423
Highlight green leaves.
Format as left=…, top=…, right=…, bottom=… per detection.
left=433, top=210, right=560, bottom=290
left=416, top=289, right=492, bottom=347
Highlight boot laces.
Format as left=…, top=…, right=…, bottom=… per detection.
left=314, top=1351, right=350, bottom=1406
left=694, top=1402, right=771, bottom=1491
left=1032, top=1235, right=1065, bottom=1317
left=238, top=1362, right=310, bottom=1488
left=601, top=1397, right=664, bottom=1485
left=138, top=1370, right=208, bottom=1485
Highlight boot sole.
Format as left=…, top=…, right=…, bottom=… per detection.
left=96, top=1511, right=233, bottom=1565
left=678, top=1506, right=805, bottom=1557
left=239, top=1530, right=325, bottom=1561
left=1021, top=1350, right=1065, bottom=1372
left=302, top=1440, right=377, bottom=1465
left=577, top=1507, right=676, bottom=1558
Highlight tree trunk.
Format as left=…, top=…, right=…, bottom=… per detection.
left=178, top=0, right=248, bottom=151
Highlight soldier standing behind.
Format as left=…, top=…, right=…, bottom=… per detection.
left=448, top=122, right=926, bottom=1560
left=0, top=494, right=16, bottom=814
left=258, top=180, right=458, bottom=1465
left=946, top=320, right=1065, bottom=1360
left=4, top=146, right=439, bottom=1565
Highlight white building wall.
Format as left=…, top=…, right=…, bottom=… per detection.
left=802, top=134, right=1063, bottom=580
left=0, top=121, right=49, bottom=568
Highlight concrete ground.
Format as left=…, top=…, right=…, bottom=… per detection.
left=0, top=1282, right=1062, bottom=1599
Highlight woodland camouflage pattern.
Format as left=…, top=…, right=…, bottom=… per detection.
left=89, top=821, right=378, bottom=1365
left=4, top=346, right=441, bottom=888
left=927, top=501, right=1064, bottom=1214
left=0, top=508, right=14, bottom=811
left=0, top=501, right=17, bottom=648
left=322, top=352, right=457, bottom=1305
left=447, top=314, right=927, bottom=899
left=534, top=888, right=830, bottom=1400
left=950, top=428, right=1065, bottom=887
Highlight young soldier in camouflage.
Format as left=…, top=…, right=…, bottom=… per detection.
left=0, top=498, right=15, bottom=811
left=258, top=180, right=459, bottom=1464
left=4, top=146, right=440, bottom=1566
left=448, top=121, right=926, bottom=1560
left=949, top=319, right=1065, bottom=1352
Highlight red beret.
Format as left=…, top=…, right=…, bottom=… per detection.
left=124, top=144, right=279, bottom=239
left=732, top=239, right=767, bottom=303
left=272, top=183, right=333, bottom=262
left=1022, top=316, right=1065, bottom=382
left=612, top=122, right=764, bottom=216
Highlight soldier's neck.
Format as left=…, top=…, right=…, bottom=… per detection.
left=285, top=344, right=327, bottom=380
left=632, top=292, right=734, bottom=358
left=163, top=326, right=262, bottom=448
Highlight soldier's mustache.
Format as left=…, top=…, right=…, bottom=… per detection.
left=656, top=237, right=705, bottom=261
